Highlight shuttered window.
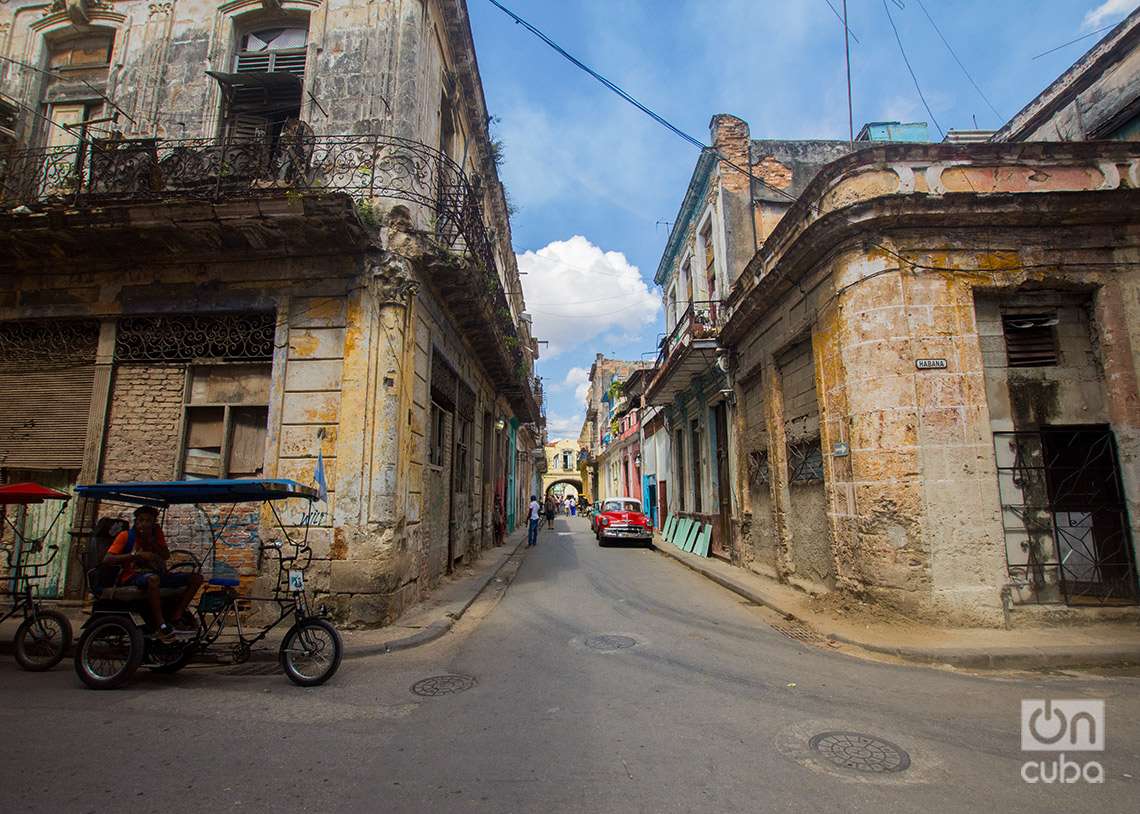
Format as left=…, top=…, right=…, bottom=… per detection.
left=1002, top=313, right=1059, bottom=367
left=0, top=321, right=98, bottom=471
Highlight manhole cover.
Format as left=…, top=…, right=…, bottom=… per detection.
left=223, top=662, right=282, bottom=676
left=585, top=634, right=637, bottom=651
left=410, top=674, right=478, bottom=697
left=809, top=732, right=911, bottom=774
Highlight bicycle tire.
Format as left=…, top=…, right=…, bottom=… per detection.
left=13, top=609, right=72, bottom=671
left=279, top=618, right=342, bottom=687
left=74, top=616, right=144, bottom=690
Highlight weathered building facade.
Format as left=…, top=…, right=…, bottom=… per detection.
left=0, top=0, right=542, bottom=625
left=723, top=139, right=1140, bottom=625
left=541, top=437, right=581, bottom=500
left=646, top=115, right=851, bottom=561
left=711, top=17, right=1140, bottom=626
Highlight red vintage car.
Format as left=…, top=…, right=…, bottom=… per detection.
left=594, top=497, right=653, bottom=547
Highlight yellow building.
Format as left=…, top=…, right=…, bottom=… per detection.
left=542, top=439, right=583, bottom=500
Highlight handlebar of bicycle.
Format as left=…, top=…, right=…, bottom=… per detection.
left=258, top=539, right=313, bottom=573
left=2, top=542, right=59, bottom=573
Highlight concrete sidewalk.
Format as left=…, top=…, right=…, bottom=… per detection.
left=0, top=528, right=529, bottom=662
left=653, top=536, right=1140, bottom=670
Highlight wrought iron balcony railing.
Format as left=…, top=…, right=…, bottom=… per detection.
left=653, top=300, right=724, bottom=372
left=0, top=133, right=498, bottom=271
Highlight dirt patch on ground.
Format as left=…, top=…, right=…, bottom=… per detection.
left=807, top=590, right=922, bottom=629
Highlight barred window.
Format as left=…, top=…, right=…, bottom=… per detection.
left=748, top=449, right=770, bottom=485
left=787, top=440, right=823, bottom=483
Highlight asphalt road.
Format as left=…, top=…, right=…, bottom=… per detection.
left=1, top=515, right=1137, bottom=813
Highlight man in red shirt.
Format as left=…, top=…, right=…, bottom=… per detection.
left=104, top=506, right=203, bottom=641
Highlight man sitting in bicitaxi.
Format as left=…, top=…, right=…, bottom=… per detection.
left=103, top=506, right=203, bottom=642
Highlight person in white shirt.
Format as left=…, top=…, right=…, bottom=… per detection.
left=527, top=495, right=540, bottom=547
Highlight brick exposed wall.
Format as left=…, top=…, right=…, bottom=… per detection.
left=101, top=364, right=185, bottom=482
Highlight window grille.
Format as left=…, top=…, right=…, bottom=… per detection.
left=115, top=313, right=275, bottom=362
left=787, top=440, right=823, bottom=482
left=748, top=449, right=770, bottom=485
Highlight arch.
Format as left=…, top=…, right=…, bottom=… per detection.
left=543, top=477, right=582, bottom=497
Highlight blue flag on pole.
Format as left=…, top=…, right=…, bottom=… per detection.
left=314, top=448, right=329, bottom=503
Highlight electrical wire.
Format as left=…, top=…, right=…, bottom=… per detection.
left=483, top=0, right=706, bottom=153
left=483, top=0, right=1133, bottom=299
left=883, top=0, right=945, bottom=139
left=821, top=0, right=861, bottom=44
left=1031, top=22, right=1120, bottom=60
left=914, top=0, right=1003, bottom=124
left=0, top=53, right=135, bottom=126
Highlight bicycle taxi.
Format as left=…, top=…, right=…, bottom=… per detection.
left=73, top=478, right=342, bottom=689
left=0, top=482, right=74, bottom=671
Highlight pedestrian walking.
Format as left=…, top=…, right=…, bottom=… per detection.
left=544, top=494, right=556, bottom=529
left=569, top=497, right=577, bottom=517
left=492, top=498, right=505, bottom=547
left=527, top=494, right=540, bottom=547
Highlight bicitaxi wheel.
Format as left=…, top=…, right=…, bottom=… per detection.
left=74, top=615, right=144, bottom=690
left=13, top=609, right=72, bottom=671
left=279, top=618, right=342, bottom=687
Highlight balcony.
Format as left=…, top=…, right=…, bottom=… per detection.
left=0, top=132, right=542, bottom=423
left=1, top=133, right=497, bottom=267
left=645, top=300, right=725, bottom=406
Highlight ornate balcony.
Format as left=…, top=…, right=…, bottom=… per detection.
left=0, top=132, right=542, bottom=423
left=645, top=300, right=725, bottom=406
left=0, top=132, right=498, bottom=275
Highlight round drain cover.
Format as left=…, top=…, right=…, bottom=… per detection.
left=808, top=731, right=911, bottom=774
left=410, top=674, right=477, bottom=697
left=585, top=634, right=637, bottom=651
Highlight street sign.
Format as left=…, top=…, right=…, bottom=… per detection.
left=915, top=358, right=948, bottom=370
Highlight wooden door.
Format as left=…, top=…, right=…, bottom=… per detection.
left=712, top=403, right=733, bottom=560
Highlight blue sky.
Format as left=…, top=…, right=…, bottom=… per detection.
left=468, top=0, right=1137, bottom=439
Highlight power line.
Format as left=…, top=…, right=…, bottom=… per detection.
left=483, top=0, right=705, bottom=153
left=914, top=0, right=1003, bottom=124
left=1031, top=23, right=1119, bottom=60
left=0, top=54, right=135, bottom=126
left=484, top=0, right=1127, bottom=288
left=822, top=0, right=861, bottom=44
left=883, top=0, right=945, bottom=139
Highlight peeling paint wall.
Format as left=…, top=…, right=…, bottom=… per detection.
left=724, top=141, right=1140, bottom=626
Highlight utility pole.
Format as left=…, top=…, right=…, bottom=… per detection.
left=843, top=0, right=854, bottom=146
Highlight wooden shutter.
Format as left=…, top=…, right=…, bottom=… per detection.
left=1002, top=313, right=1059, bottom=367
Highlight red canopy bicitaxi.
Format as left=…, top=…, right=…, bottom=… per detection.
left=0, top=483, right=71, bottom=505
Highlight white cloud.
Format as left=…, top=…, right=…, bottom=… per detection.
left=546, top=412, right=584, bottom=440
left=520, top=236, right=660, bottom=359
left=558, top=366, right=591, bottom=403
left=1083, top=0, right=1136, bottom=29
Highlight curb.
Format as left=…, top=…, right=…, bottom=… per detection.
left=652, top=541, right=1140, bottom=671
left=1, top=537, right=528, bottom=665
left=340, top=535, right=527, bottom=659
